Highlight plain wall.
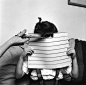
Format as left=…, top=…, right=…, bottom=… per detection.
left=0, top=0, right=86, bottom=45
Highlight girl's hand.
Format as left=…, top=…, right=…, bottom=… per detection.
left=20, top=46, right=34, bottom=61
left=24, top=46, right=34, bottom=56
left=67, top=47, right=76, bottom=59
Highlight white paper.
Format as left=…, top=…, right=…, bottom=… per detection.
left=28, top=32, right=72, bottom=69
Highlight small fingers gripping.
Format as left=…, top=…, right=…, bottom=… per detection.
left=25, top=46, right=34, bottom=57
left=67, top=47, right=76, bottom=59
left=21, top=46, right=34, bottom=61
left=26, top=50, right=34, bottom=56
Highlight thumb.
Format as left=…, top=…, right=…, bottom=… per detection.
left=17, top=29, right=27, bottom=37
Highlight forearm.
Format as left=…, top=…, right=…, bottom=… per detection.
left=71, top=57, right=79, bottom=78
left=16, top=56, right=25, bottom=79
left=0, top=40, right=12, bottom=58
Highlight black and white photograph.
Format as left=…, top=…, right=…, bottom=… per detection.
left=0, top=0, right=86, bottom=85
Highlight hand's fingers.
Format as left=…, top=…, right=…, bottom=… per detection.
left=67, top=49, right=74, bottom=54
left=27, top=50, right=34, bottom=54
left=25, top=39, right=30, bottom=44
left=26, top=50, right=34, bottom=56
left=67, top=47, right=74, bottom=52
left=22, top=38, right=29, bottom=43
left=17, top=29, right=27, bottom=37
left=31, top=50, right=34, bottom=53
left=28, top=50, right=34, bottom=55
left=67, top=49, right=75, bottom=56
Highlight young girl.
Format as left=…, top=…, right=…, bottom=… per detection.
left=15, top=18, right=78, bottom=85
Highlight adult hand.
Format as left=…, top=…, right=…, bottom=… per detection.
left=8, top=29, right=29, bottom=45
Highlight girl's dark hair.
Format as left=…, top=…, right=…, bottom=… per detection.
left=34, top=17, right=58, bottom=38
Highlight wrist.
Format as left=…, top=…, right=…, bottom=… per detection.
left=19, top=56, right=24, bottom=62
left=7, top=36, right=16, bottom=46
left=4, top=40, right=13, bottom=48
left=20, top=55, right=24, bottom=59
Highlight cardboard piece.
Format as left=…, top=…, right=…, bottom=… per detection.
left=27, top=32, right=72, bottom=69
